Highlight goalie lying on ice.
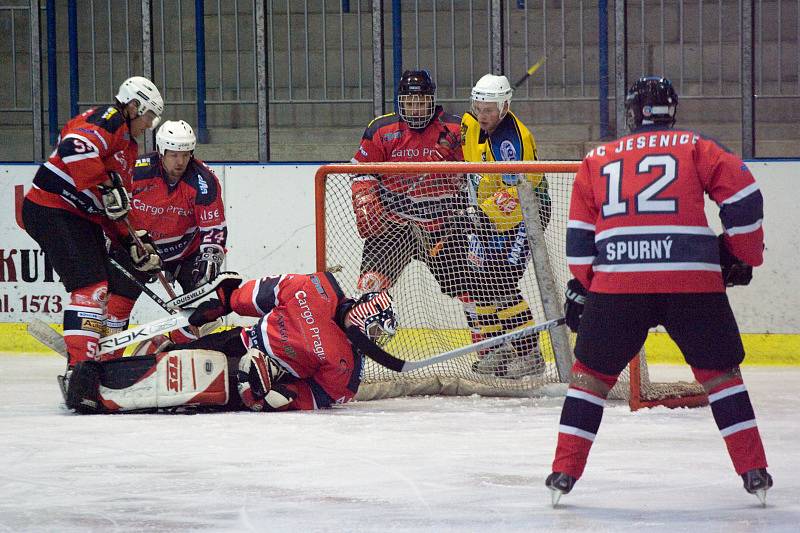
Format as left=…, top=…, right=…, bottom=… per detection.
left=65, top=272, right=397, bottom=414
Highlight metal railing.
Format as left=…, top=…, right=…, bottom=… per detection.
left=1, top=0, right=798, bottom=162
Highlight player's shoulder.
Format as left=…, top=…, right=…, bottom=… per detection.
left=182, top=159, right=220, bottom=198
left=435, top=108, right=462, bottom=127
left=83, top=105, right=128, bottom=135
left=132, top=152, right=161, bottom=180
left=364, top=113, right=402, bottom=138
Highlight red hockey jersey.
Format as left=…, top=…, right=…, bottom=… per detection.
left=129, top=153, right=227, bottom=262
left=26, top=105, right=139, bottom=241
left=352, top=107, right=464, bottom=228
left=567, top=126, right=764, bottom=294
left=231, top=272, right=362, bottom=410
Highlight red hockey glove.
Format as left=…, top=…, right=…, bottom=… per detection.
left=351, top=179, right=385, bottom=238
left=564, top=278, right=587, bottom=333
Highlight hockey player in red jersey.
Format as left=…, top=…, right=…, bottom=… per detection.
left=546, top=77, right=772, bottom=506
left=109, top=119, right=227, bottom=348
left=64, top=272, right=397, bottom=413
left=351, top=70, right=478, bottom=340
left=22, top=76, right=164, bottom=373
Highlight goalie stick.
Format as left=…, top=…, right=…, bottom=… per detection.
left=27, top=311, right=194, bottom=358
left=348, top=317, right=566, bottom=373
left=164, top=272, right=242, bottom=308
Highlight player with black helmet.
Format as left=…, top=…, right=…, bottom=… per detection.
left=350, top=70, right=477, bottom=332
left=545, top=76, right=772, bottom=506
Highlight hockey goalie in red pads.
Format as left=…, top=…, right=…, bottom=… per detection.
left=65, top=272, right=397, bottom=414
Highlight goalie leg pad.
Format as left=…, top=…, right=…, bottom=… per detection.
left=97, top=350, right=229, bottom=412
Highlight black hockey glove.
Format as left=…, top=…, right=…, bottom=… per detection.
left=718, top=235, right=753, bottom=287
left=98, top=171, right=131, bottom=220
left=123, top=230, right=162, bottom=277
left=564, top=278, right=588, bottom=333
left=192, top=243, right=225, bottom=287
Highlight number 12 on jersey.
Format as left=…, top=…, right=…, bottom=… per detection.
left=601, top=154, right=678, bottom=218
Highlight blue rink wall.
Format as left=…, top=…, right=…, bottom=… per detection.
left=1, top=160, right=798, bottom=364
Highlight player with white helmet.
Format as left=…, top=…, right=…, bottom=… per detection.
left=461, top=73, right=551, bottom=379
left=22, top=76, right=164, bottom=397
left=64, top=272, right=399, bottom=414
left=107, top=118, right=228, bottom=353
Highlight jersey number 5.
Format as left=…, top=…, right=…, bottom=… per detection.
left=601, top=154, right=678, bottom=218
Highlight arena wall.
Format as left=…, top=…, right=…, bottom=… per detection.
left=1, top=161, right=797, bottom=362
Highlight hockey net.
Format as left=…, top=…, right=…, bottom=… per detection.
left=315, top=162, right=707, bottom=410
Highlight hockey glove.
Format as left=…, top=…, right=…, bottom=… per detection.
left=124, top=230, right=162, bottom=276
left=564, top=278, right=588, bottom=333
left=351, top=179, right=385, bottom=238
left=237, top=349, right=295, bottom=411
left=187, top=275, right=242, bottom=327
left=192, top=243, right=225, bottom=287
left=719, top=235, right=753, bottom=287
left=98, top=171, right=131, bottom=220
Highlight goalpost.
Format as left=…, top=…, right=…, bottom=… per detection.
left=315, top=161, right=707, bottom=410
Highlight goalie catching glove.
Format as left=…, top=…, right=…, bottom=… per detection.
left=564, top=278, right=587, bottom=333
left=123, top=230, right=162, bottom=276
left=98, top=171, right=131, bottom=220
left=351, top=178, right=384, bottom=238
left=237, top=349, right=296, bottom=411
left=192, top=243, right=225, bottom=286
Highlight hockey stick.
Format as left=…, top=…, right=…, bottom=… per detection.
left=349, top=316, right=565, bottom=373
left=27, top=311, right=194, bottom=358
left=108, top=256, right=177, bottom=314
left=164, top=272, right=242, bottom=308
left=121, top=217, right=178, bottom=299
left=98, top=310, right=193, bottom=355
left=512, top=54, right=548, bottom=89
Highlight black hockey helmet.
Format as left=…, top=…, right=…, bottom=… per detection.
left=397, top=70, right=436, bottom=129
left=625, top=76, right=678, bottom=131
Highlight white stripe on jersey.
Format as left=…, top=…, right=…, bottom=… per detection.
left=725, top=219, right=763, bottom=236
left=719, top=182, right=760, bottom=205
left=62, top=133, right=100, bottom=154
left=594, top=262, right=721, bottom=273
left=567, top=256, right=596, bottom=265
left=567, top=219, right=596, bottom=232
left=595, top=225, right=715, bottom=242
left=43, top=161, right=103, bottom=210
left=62, top=151, right=100, bottom=164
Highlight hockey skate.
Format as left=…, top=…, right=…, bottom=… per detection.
left=742, top=468, right=773, bottom=506
left=472, top=343, right=545, bottom=379
left=545, top=472, right=576, bottom=507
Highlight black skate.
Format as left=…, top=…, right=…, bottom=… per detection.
left=741, top=468, right=773, bottom=506
left=545, top=472, right=576, bottom=507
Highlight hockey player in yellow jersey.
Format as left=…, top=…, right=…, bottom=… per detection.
left=461, top=73, right=551, bottom=378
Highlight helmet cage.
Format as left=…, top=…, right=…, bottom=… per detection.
left=348, top=291, right=397, bottom=346
left=397, top=70, right=437, bottom=129
left=156, top=120, right=197, bottom=155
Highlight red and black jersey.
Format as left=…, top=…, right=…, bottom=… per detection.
left=352, top=107, right=464, bottom=227
left=567, top=125, right=764, bottom=294
left=26, top=105, right=138, bottom=240
left=129, top=153, right=227, bottom=262
left=230, top=272, right=362, bottom=410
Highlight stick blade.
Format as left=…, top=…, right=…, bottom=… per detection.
left=27, top=318, right=68, bottom=358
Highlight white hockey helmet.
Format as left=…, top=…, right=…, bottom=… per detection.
left=471, top=74, right=512, bottom=117
left=116, top=76, right=164, bottom=128
left=156, top=120, right=197, bottom=154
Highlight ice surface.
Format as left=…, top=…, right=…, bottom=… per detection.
left=0, top=354, right=797, bottom=532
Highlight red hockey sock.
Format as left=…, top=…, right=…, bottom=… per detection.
left=104, top=293, right=136, bottom=359
left=64, top=281, right=108, bottom=365
left=692, top=367, right=768, bottom=474
left=552, top=361, right=619, bottom=479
